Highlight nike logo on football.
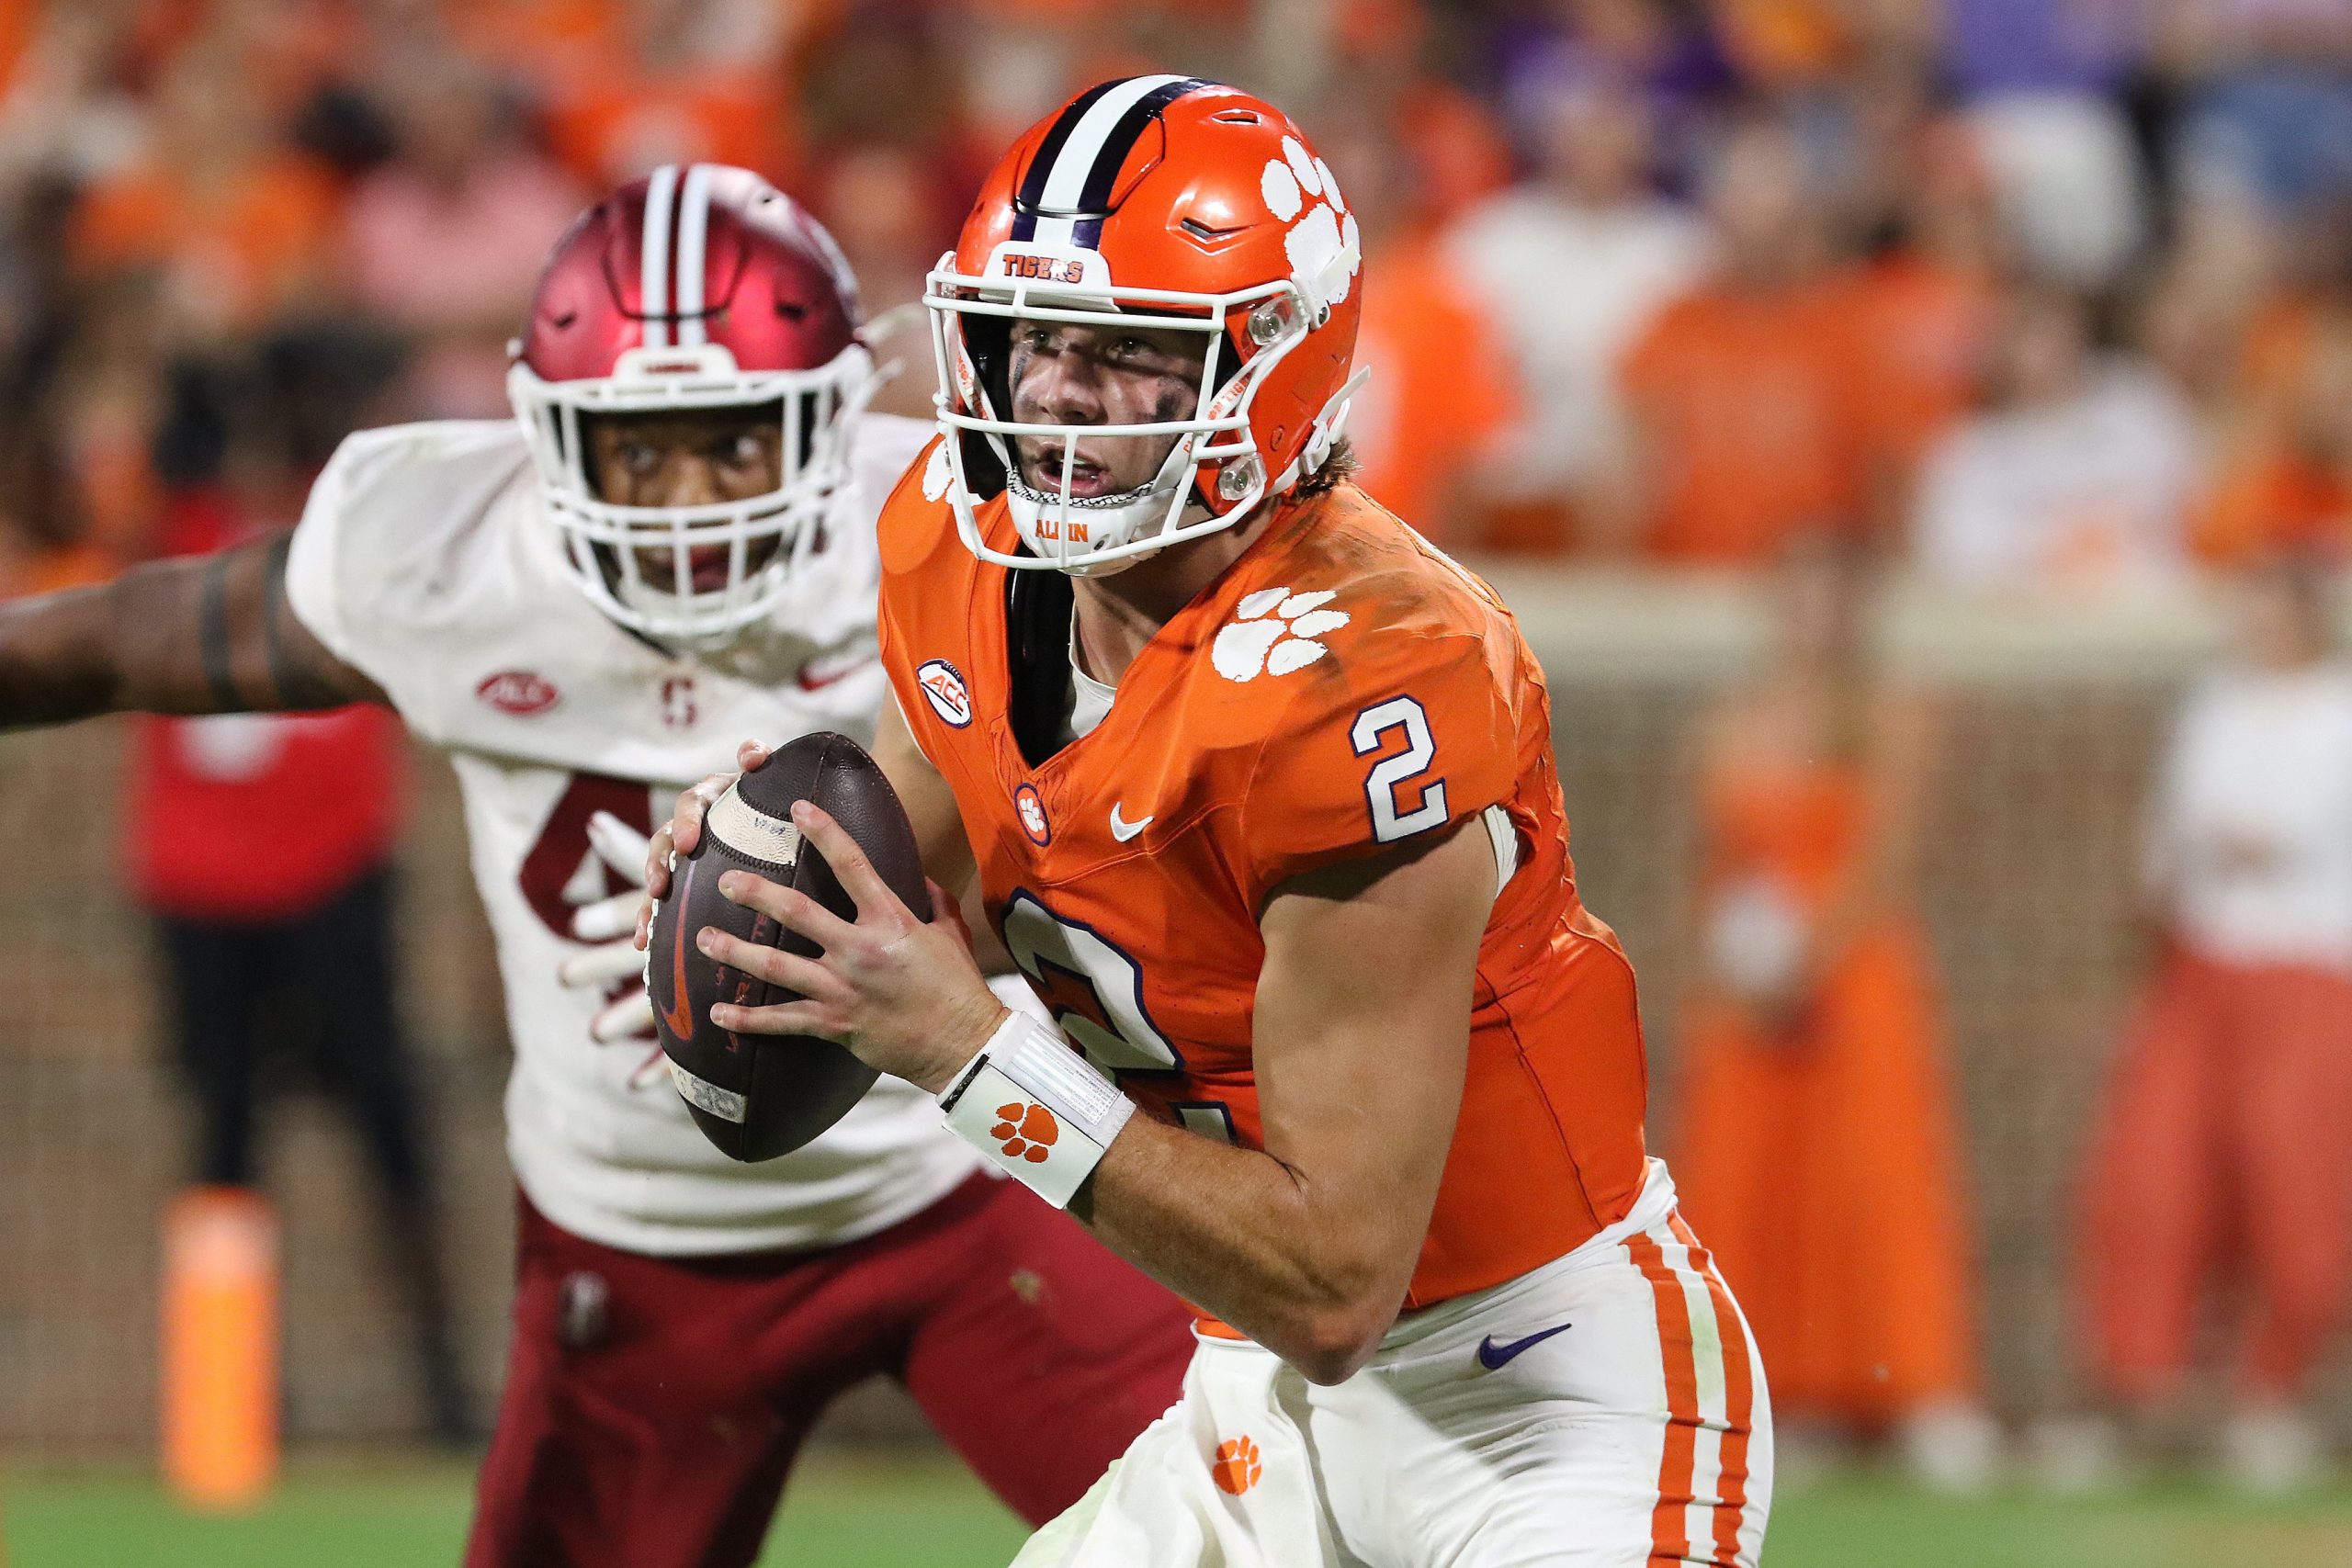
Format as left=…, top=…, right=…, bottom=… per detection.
left=1109, top=804, right=1153, bottom=842
left=1475, top=1322, right=1572, bottom=1370
left=661, top=857, right=698, bottom=1043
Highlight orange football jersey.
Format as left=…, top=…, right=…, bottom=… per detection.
left=876, top=443, right=1651, bottom=1307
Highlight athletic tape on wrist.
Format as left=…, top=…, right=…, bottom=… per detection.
left=939, top=1010, right=1136, bottom=1208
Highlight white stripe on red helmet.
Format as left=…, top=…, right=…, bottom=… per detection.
left=674, top=164, right=716, bottom=347
left=639, top=164, right=679, bottom=349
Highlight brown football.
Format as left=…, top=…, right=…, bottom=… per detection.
left=647, top=731, right=926, bottom=1161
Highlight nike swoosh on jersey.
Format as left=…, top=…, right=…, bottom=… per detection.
left=661, top=857, right=698, bottom=1042
left=1109, top=805, right=1153, bottom=842
left=797, top=653, right=878, bottom=692
left=1475, top=1321, right=1572, bottom=1371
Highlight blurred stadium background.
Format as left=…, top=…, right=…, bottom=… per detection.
left=3, top=0, right=2352, bottom=1563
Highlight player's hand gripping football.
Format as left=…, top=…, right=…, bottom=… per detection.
left=638, top=738, right=766, bottom=935
left=639, top=741, right=1008, bottom=1095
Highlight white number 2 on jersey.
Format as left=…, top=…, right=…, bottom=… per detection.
left=1351, top=695, right=1447, bottom=842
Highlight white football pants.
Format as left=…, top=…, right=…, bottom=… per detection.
left=1011, top=1159, right=1771, bottom=1568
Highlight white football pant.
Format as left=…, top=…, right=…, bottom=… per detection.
left=1012, top=1159, right=1771, bottom=1568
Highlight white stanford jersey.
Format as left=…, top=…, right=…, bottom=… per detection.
left=286, top=412, right=980, bottom=1256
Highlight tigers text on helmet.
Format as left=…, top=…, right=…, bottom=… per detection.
left=508, top=164, right=878, bottom=643
left=925, top=77, right=1367, bottom=575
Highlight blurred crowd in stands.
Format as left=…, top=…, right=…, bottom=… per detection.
left=3, top=0, right=2352, bottom=1493
left=0, top=0, right=2340, bottom=594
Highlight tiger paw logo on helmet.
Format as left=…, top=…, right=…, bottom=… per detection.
left=1213, top=587, right=1350, bottom=682
left=1258, top=137, right=1360, bottom=311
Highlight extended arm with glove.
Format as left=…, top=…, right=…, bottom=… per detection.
left=557, top=809, right=661, bottom=1047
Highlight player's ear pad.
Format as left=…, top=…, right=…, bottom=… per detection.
left=648, top=731, right=930, bottom=1160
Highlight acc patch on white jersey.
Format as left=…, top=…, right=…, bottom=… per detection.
left=284, top=412, right=978, bottom=1258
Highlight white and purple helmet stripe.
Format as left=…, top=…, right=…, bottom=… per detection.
left=1011, top=74, right=1214, bottom=252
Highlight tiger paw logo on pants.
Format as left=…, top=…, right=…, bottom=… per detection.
left=1211, top=1435, right=1262, bottom=1495
left=990, top=1101, right=1058, bottom=1163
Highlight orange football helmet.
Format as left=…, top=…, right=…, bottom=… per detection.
left=925, top=76, right=1367, bottom=574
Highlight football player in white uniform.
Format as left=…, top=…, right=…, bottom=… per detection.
left=0, top=165, right=1192, bottom=1568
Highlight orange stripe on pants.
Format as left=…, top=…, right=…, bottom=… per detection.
left=1626, top=1230, right=1701, bottom=1564
left=1671, top=1213, right=1756, bottom=1567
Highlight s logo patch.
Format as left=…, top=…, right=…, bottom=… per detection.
left=916, top=659, right=973, bottom=728
left=659, top=675, right=697, bottom=729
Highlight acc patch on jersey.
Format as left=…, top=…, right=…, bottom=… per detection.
left=917, top=659, right=973, bottom=728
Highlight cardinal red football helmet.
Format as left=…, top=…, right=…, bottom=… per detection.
left=509, top=164, right=876, bottom=641
left=925, top=77, right=1366, bottom=574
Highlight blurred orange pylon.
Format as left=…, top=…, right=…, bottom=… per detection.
left=161, top=1187, right=279, bottom=1511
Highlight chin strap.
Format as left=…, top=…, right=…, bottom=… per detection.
left=1264, top=364, right=1371, bottom=498
left=1303, top=365, right=1369, bottom=475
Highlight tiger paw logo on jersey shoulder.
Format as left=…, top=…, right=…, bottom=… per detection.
left=1013, top=783, right=1052, bottom=845
left=916, top=659, right=973, bottom=728
left=922, top=441, right=954, bottom=502
left=1212, top=587, right=1350, bottom=682
left=1212, top=1436, right=1263, bottom=1495
left=990, top=1100, right=1058, bottom=1163
left=1258, top=137, right=1359, bottom=310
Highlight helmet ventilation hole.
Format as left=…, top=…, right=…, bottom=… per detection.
left=1182, top=218, right=1244, bottom=240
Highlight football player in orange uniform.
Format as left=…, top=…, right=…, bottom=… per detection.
left=646, top=78, right=1771, bottom=1565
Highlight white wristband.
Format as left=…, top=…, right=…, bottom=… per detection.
left=938, top=1010, right=1136, bottom=1208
